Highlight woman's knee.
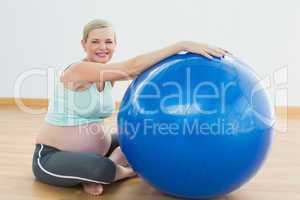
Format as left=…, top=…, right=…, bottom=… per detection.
left=91, top=156, right=117, bottom=183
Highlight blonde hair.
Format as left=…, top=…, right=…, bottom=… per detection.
left=82, top=19, right=115, bottom=42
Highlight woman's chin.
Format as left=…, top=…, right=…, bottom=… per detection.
left=94, top=57, right=110, bottom=63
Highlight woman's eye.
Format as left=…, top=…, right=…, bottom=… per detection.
left=106, top=41, right=113, bottom=44
left=92, top=41, right=98, bottom=43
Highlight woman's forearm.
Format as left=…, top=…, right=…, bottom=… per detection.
left=61, top=43, right=183, bottom=83
left=61, top=41, right=227, bottom=83
left=124, top=42, right=184, bottom=77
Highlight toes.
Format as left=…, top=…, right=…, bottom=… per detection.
left=125, top=167, right=137, bottom=177
left=95, top=184, right=104, bottom=195
left=82, top=183, right=104, bottom=196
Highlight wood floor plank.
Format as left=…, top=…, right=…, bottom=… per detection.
left=0, top=105, right=299, bottom=200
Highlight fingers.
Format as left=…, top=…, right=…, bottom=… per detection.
left=206, top=47, right=225, bottom=58
left=199, top=47, right=224, bottom=59
left=204, top=46, right=234, bottom=59
left=199, top=49, right=213, bottom=59
left=214, top=48, right=227, bottom=56
left=184, top=41, right=232, bottom=59
left=216, top=47, right=233, bottom=55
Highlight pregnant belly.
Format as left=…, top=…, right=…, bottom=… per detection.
left=36, top=122, right=112, bottom=155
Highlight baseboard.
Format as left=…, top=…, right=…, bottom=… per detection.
left=275, top=106, right=300, bottom=117
left=0, top=97, right=298, bottom=118
left=0, top=97, right=120, bottom=109
left=0, top=98, right=48, bottom=107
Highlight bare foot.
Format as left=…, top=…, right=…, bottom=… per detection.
left=82, top=183, right=104, bottom=196
left=113, top=165, right=137, bottom=182
left=109, top=147, right=130, bottom=167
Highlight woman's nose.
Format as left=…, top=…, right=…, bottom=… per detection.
left=98, top=42, right=106, bottom=50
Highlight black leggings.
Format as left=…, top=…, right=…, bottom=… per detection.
left=32, top=134, right=119, bottom=187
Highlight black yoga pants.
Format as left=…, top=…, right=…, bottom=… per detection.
left=32, top=134, right=119, bottom=186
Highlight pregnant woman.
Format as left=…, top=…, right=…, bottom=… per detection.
left=32, top=19, right=227, bottom=196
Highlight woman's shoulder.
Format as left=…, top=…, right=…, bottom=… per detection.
left=58, top=62, right=91, bottom=92
left=62, top=61, right=82, bottom=72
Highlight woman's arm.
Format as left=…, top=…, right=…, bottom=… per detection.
left=61, top=41, right=227, bottom=83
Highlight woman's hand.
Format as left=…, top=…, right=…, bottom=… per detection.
left=178, top=41, right=230, bottom=59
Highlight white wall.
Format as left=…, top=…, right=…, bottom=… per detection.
left=0, top=0, right=296, bottom=106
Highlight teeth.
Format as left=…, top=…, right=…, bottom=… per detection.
left=96, top=53, right=107, bottom=57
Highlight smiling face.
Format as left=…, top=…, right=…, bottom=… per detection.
left=81, top=27, right=116, bottom=63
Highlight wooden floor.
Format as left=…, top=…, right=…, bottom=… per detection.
left=0, top=105, right=299, bottom=200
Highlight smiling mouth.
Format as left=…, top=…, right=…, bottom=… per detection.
left=95, top=52, right=108, bottom=58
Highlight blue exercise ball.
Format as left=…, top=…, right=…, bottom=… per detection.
left=117, top=53, right=275, bottom=199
